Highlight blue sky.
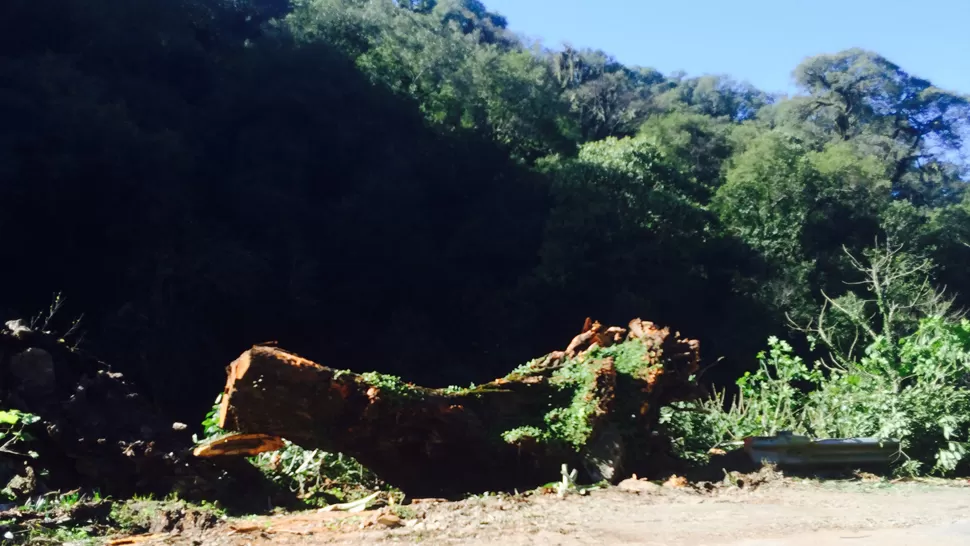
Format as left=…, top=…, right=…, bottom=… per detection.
left=483, top=0, right=970, bottom=96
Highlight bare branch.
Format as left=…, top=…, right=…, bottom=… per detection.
left=822, top=288, right=880, bottom=342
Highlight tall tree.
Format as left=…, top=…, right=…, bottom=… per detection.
left=288, top=0, right=573, bottom=159
left=653, top=75, right=771, bottom=121
left=396, top=0, right=436, bottom=12
left=638, top=110, right=735, bottom=193
left=549, top=47, right=665, bottom=141
left=431, top=0, right=513, bottom=47
left=713, top=133, right=891, bottom=320
left=791, top=49, right=969, bottom=205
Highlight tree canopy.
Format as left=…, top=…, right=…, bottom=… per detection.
left=1, top=0, right=968, bottom=421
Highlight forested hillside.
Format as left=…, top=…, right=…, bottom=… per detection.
left=2, top=0, right=968, bottom=423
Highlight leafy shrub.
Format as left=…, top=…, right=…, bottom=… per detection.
left=0, top=409, right=41, bottom=501
left=659, top=336, right=821, bottom=461
left=662, top=319, right=970, bottom=475
left=251, top=441, right=382, bottom=504
left=662, top=244, right=970, bottom=476
left=0, top=409, right=40, bottom=457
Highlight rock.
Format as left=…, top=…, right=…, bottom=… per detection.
left=3, top=319, right=32, bottom=338
left=376, top=513, right=404, bottom=528
left=67, top=499, right=113, bottom=522
left=229, top=522, right=262, bottom=533
left=617, top=478, right=662, bottom=493
left=5, top=465, right=37, bottom=497
left=663, top=475, right=688, bottom=488
left=9, top=348, right=56, bottom=396
left=0, top=327, right=290, bottom=511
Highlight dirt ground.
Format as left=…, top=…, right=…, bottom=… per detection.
left=116, top=476, right=970, bottom=546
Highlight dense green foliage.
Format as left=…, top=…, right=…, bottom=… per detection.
left=1, top=0, right=968, bottom=431
left=662, top=247, right=970, bottom=475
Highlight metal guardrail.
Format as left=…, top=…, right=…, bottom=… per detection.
left=743, top=431, right=901, bottom=466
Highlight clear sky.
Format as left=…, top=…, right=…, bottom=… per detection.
left=483, top=0, right=970, bottom=96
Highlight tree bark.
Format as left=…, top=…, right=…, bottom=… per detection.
left=218, top=319, right=703, bottom=498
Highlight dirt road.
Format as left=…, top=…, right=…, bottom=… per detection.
left=145, top=477, right=970, bottom=545
left=725, top=520, right=970, bottom=546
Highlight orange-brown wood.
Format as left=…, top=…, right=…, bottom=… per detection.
left=193, top=433, right=285, bottom=458
left=214, top=319, right=702, bottom=497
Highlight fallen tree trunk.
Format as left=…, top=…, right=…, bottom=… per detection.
left=218, top=318, right=702, bottom=497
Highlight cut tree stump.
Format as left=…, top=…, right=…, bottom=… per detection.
left=217, top=318, right=702, bottom=497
